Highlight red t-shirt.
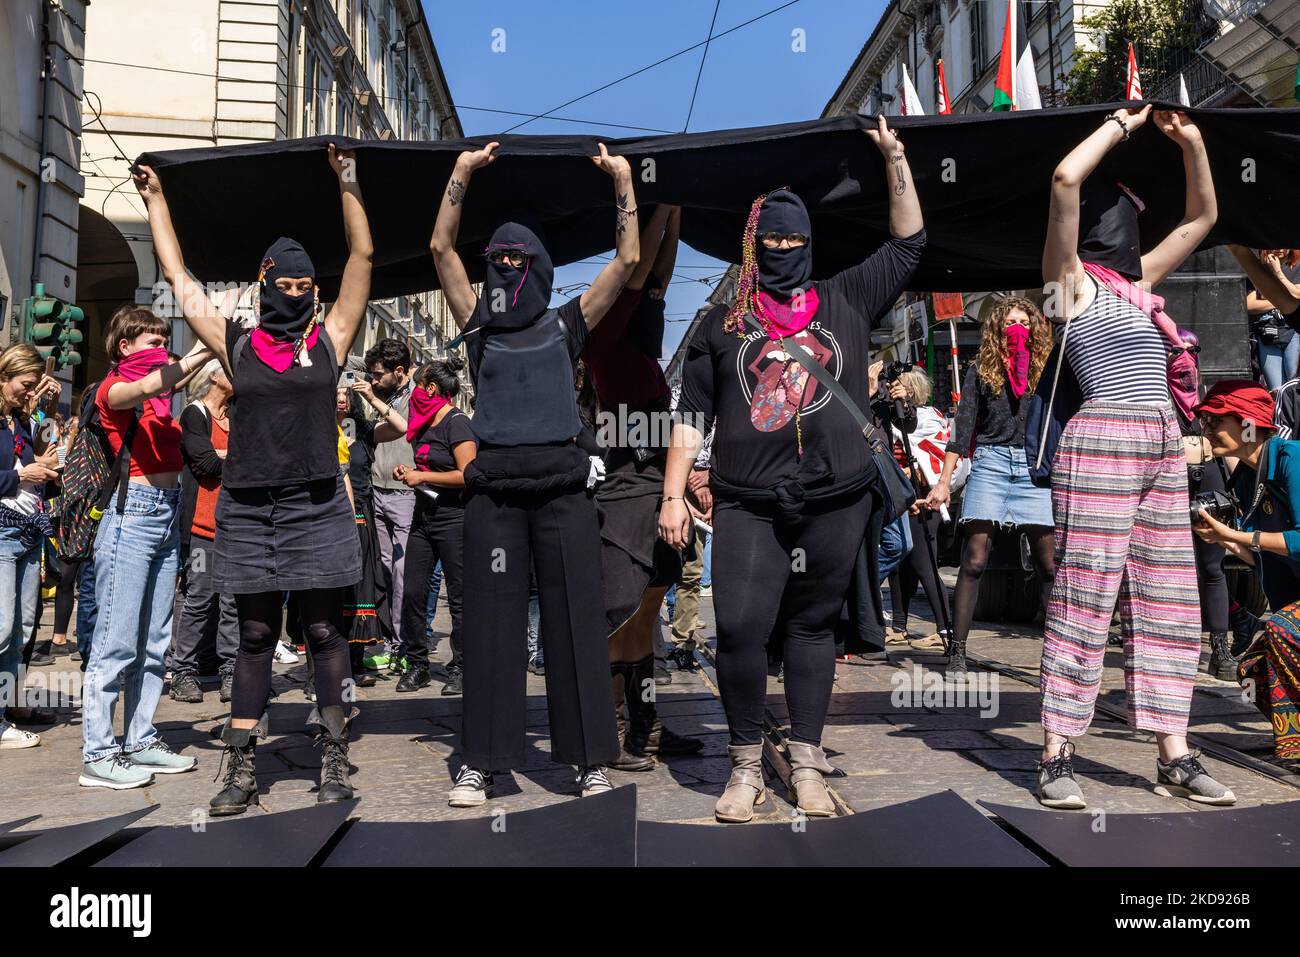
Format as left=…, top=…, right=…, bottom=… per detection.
left=96, top=373, right=184, bottom=477
left=582, top=287, right=672, bottom=413
left=192, top=417, right=227, bottom=539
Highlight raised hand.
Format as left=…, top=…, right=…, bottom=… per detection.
left=591, top=143, right=631, bottom=180
left=457, top=142, right=499, bottom=173
left=865, top=113, right=904, bottom=156
left=1153, top=109, right=1201, bottom=147
left=132, top=164, right=163, bottom=204
left=327, top=143, right=357, bottom=183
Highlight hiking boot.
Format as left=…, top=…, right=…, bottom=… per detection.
left=1155, top=752, right=1237, bottom=806
left=944, top=636, right=968, bottom=679
left=210, top=725, right=259, bottom=816
left=441, top=665, right=463, bottom=696
left=1207, top=632, right=1238, bottom=682
left=169, top=672, right=203, bottom=703
left=311, top=705, right=355, bottom=804
left=219, top=670, right=234, bottom=703
left=1036, top=741, right=1086, bottom=809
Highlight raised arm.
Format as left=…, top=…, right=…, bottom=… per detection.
left=1139, top=112, right=1216, bottom=288
left=628, top=205, right=673, bottom=291
left=1041, top=105, right=1150, bottom=318
left=134, top=165, right=229, bottom=364
left=106, top=340, right=213, bottom=411
left=323, top=144, right=374, bottom=359
left=866, top=114, right=922, bottom=239
left=579, top=144, right=639, bottom=329
left=1232, top=246, right=1300, bottom=316
left=431, top=143, right=498, bottom=330
left=649, top=206, right=681, bottom=289
left=350, top=379, right=407, bottom=443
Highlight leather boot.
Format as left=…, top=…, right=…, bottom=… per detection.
left=786, top=741, right=837, bottom=817
left=629, top=656, right=703, bottom=757
left=945, top=636, right=968, bottom=679
left=715, top=743, right=766, bottom=823
left=210, top=724, right=258, bottom=817
left=311, top=705, right=355, bottom=803
left=607, top=663, right=654, bottom=772
left=1207, top=632, right=1238, bottom=682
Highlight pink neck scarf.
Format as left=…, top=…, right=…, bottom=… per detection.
left=250, top=325, right=319, bottom=374
left=407, top=388, right=449, bottom=442
left=113, top=347, right=172, bottom=419
left=1082, top=261, right=1196, bottom=420
left=1004, top=323, right=1031, bottom=399
left=756, top=285, right=820, bottom=341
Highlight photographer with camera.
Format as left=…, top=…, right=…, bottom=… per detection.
left=1193, top=381, right=1300, bottom=767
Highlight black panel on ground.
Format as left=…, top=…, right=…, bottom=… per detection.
left=981, top=800, right=1300, bottom=867
left=0, top=815, right=41, bottom=834
left=0, top=808, right=156, bottom=868
left=323, top=786, right=637, bottom=867
left=638, top=791, right=1046, bottom=866
left=94, top=801, right=356, bottom=867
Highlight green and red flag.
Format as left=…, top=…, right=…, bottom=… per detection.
left=992, top=0, right=1041, bottom=111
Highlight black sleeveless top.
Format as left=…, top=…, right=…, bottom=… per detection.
left=465, top=298, right=587, bottom=446
left=223, top=321, right=341, bottom=489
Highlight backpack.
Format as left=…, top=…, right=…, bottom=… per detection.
left=56, top=381, right=138, bottom=562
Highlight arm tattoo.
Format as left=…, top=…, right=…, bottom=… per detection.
left=447, top=178, right=465, bottom=207
left=616, top=191, right=629, bottom=238
left=891, top=153, right=907, bottom=196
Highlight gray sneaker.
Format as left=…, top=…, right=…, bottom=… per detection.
left=126, top=740, right=197, bottom=774
left=1155, top=753, right=1237, bottom=805
left=1036, top=741, right=1087, bottom=809
left=79, top=754, right=154, bottom=790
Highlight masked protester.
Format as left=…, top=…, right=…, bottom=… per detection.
left=925, top=297, right=1056, bottom=676
left=134, top=144, right=374, bottom=815
left=1034, top=106, right=1235, bottom=810
left=662, top=115, right=926, bottom=823
left=580, top=205, right=704, bottom=772
left=429, top=141, right=640, bottom=805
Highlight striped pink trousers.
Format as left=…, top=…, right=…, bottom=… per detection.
left=1040, top=401, right=1201, bottom=737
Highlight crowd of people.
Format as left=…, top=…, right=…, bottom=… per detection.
left=3, top=105, right=1299, bottom=823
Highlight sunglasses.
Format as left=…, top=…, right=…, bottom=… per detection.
left=759, top=232, right=809, bottom=249
left=486, top=249, right=528, bottom=268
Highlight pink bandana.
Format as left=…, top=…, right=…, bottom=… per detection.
left=113, top=347, right=172, bottom=419
left=407, top=388, right=449, bottom=443
left=1082, top=261, right=1195, bottom=421
left=1004, top=323, right=1031, bottom=399
left=756, top=285, right=820, bottom=341
left=250, top=325, right=319, bottom=374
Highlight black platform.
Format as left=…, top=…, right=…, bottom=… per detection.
left=982, top=800, right=1300, bottom=866
left=639, top=790, right=1047, bottom=866
left=94, top=801, right=356, bottom=867
left=323, top=785, right=637, bottom=867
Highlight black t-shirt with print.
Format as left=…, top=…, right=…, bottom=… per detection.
left=411, top=407, right=477, bottom=507
left=678, top=229, right=926, bottom=497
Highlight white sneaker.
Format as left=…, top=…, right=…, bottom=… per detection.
left=578, top=765, right=613, bottom=798
left=0, top=720, right=41, bottom=749
left=274, top=641, right=300, bottom=664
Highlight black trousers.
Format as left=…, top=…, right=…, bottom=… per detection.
left=399, top=499, right=465, bottom=670
left=460, top=482, right=618, bottom=771
left=1188, top=463, right=1229, bottom=633
left=713, top=489, right=873, bottom=746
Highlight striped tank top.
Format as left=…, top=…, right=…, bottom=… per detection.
left=1064, top=279, right=1169, bottom=405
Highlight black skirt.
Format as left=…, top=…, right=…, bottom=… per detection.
left=212, top=473, right=361, bottom=593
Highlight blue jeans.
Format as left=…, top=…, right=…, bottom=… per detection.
left=423, top=559, right=443, bottom=641
left=82, top=484, right=180, bottom=762
left=1257, top=334, right=1300, bottom=391
left=701, top=533, right=713, bottom=588
left=878, top=513, right=913, bottom=585
left=76, top=559, right=97, bottom=659
left=0, top=525, right=40, bottom=711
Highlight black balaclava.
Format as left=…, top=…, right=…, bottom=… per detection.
left=258, top=236, right=317, bottom=341
left=1078, top=179, right=1143, bottom=281
left=628, top=271, right=667, bottom=360
left=483, top=221, right=553, bottom=330
left=756, top=189, right=813, bottom=298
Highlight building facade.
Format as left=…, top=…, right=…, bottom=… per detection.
left=0, top=0, right=87, bottom=354
left=78, top=0, right=464, bottom=395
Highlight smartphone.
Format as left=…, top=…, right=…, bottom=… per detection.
left=341, top=371, right=358, bottom=388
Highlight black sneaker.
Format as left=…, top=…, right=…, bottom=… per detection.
left=441, top=666, right=463, bottom=696
left=396, top=665, right=431, bottom=694
left=448, top=765, right=493, bottom=807
left=28, top=650, right=54, bottom=667
left=353, top=670, right=377, bottom=688
left=667, top=646, right=698, bottom=671
left=169, top=673, right=204, bottom=703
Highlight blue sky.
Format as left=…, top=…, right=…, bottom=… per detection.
left=423, top=0, right=884, bottom=359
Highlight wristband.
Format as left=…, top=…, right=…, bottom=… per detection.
left=1251, top=530, right=1262, bottom=553
left=1105, top=114, right=1130, bottom=141
left=662, top=496, right=683, bottom=503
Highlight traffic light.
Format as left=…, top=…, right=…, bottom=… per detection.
left=20, top=281, right=84, bottom=369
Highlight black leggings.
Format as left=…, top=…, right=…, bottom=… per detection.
left=1189, top=464, right=1229, bottom=633
left=890, top=510, right=947, bottom=633
left=54, top=558, right=82, bottom=636
left=230, top=588, right=349, bottom=721
left=951, top=522, right=1056, bottom=646
left=712, top=490, right=873, bottom=747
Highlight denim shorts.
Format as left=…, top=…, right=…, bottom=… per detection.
left=212, top=474, right=361, bottom=593
left=958, top=444, right=1054, bottom=528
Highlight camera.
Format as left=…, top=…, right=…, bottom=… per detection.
left=882, top=360, right=914, bottom=383
left=1190, top=489, right=1236, bottom=526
